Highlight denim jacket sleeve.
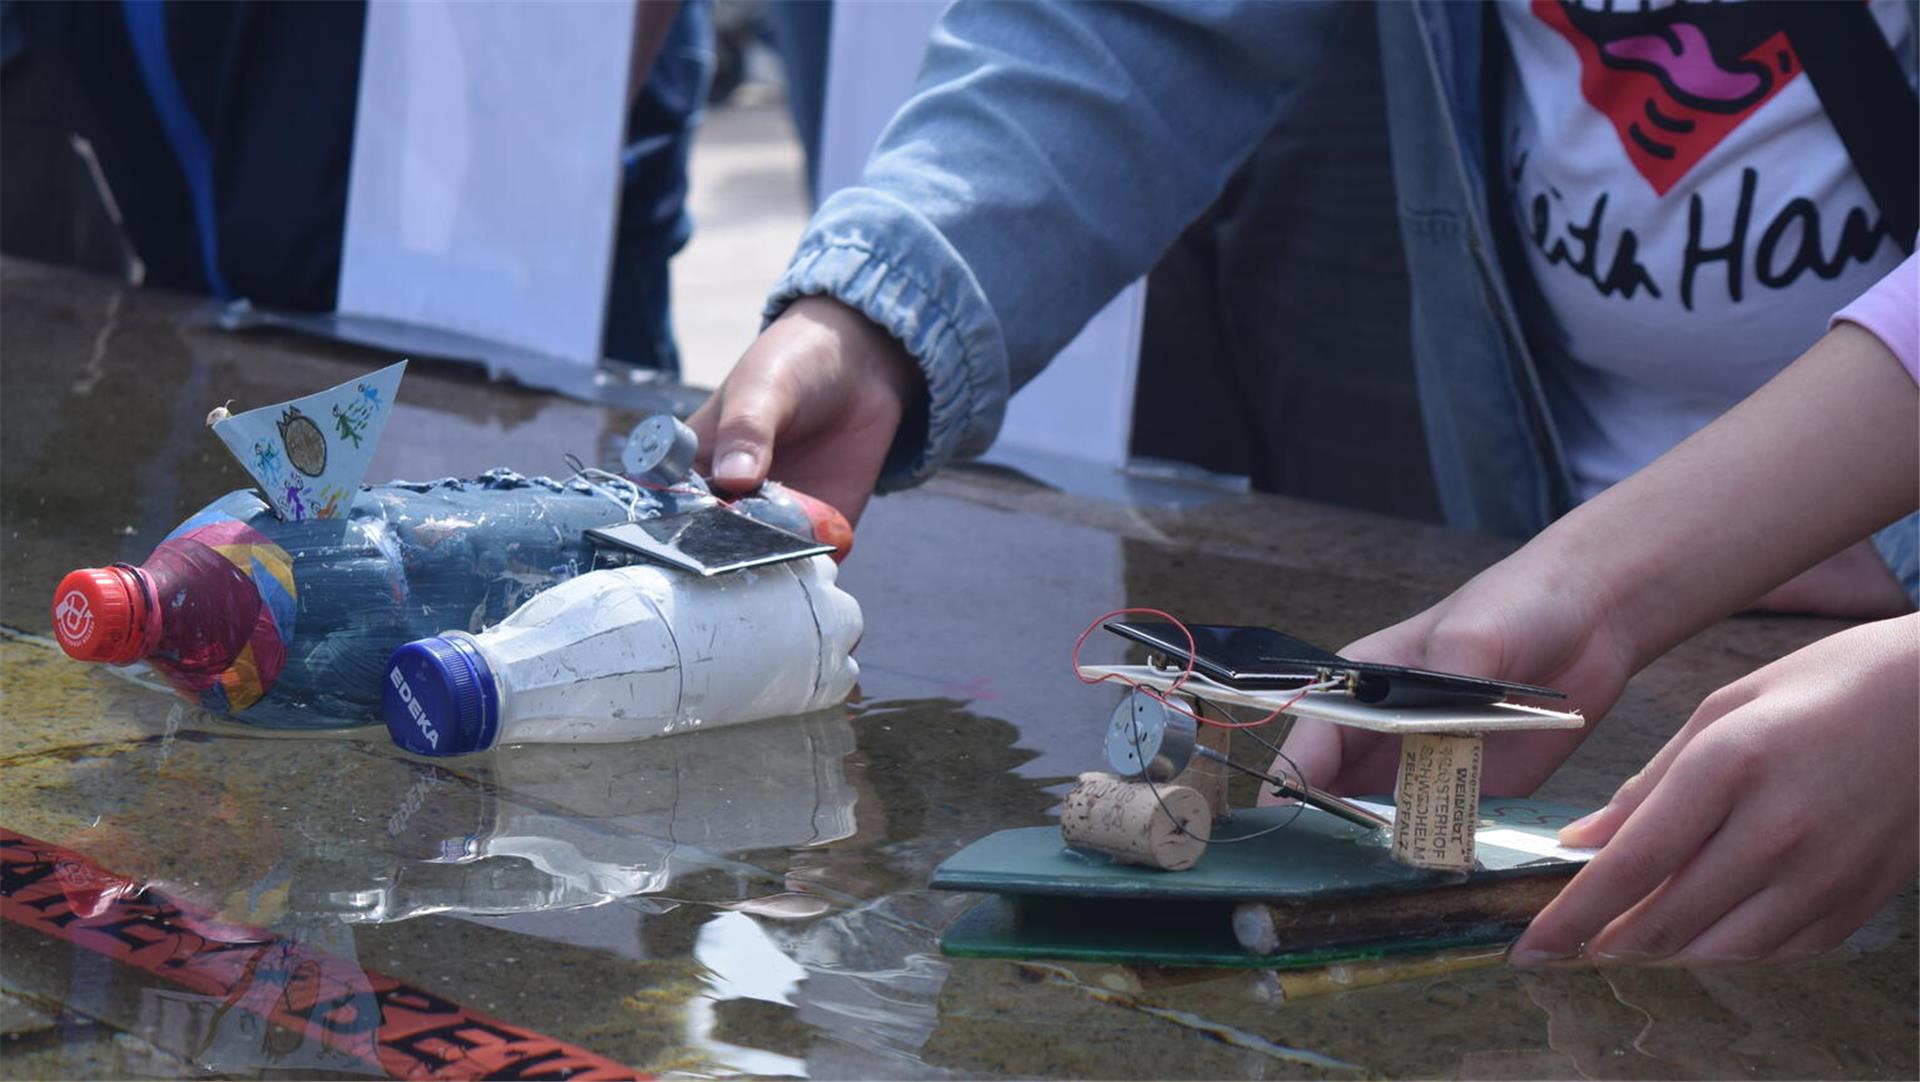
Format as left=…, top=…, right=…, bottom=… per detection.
left=764, top=0, right=1347, bottom=490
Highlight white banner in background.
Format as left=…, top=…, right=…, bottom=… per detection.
left=338, top=1, right=636, bottom=368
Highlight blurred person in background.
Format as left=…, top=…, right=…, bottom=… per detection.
left=1, top=0, right=711, bottom=373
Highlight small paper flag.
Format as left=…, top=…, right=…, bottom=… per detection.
left=212, top=361, right=406, bottom=521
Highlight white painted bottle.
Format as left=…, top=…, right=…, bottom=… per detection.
left=380, top=556, right=861, bottom=754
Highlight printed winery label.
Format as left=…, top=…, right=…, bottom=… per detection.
left=1392, top=733, right=1484, bottom=872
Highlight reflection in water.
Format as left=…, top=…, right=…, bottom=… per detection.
left=4, top=651, right=1072, bottom=1078
left=679, top=697, right=1064, bottom=1080
left=9, top=259, right=1917, bottom=1079
left=25, top=706, right=861, bottom=925
left=689, top=911, right=810, bottom=1077
left=1511, top=948, right=1918, bottom=1081
left=136, top=986, right=378, bottom=1078
left=325, top=711, right=862, bottom=923
left=11, top=630, right=1912, bottom=1079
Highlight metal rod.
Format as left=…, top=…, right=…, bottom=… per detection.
left=1193, top=746, right=1392, bottom=831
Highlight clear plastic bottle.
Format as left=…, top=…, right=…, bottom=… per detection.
left=382, top=556, right=862, bottom=754
left=51, top=471, right=851, bottom=728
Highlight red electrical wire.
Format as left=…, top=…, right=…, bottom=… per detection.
left=1070, top=607, right=1320, bottom=730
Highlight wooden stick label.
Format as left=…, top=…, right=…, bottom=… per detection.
left=1392, top=733, right=1483, bottom=871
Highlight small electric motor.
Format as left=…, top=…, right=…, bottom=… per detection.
left=623, top=415, right=700, bottom=486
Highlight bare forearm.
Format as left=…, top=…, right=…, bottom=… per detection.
left=1544, top=323, right=1917, bottom=669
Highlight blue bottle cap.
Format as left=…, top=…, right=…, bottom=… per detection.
left=383, top=634, right=500, bottom=756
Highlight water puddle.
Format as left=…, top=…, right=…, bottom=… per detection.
left=4, top=261, right=1913, bottom=1078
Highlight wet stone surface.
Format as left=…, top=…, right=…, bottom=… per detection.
left=2, top=257, right=1915, bottom=1079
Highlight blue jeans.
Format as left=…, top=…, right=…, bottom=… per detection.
left=1873, top=514, right=1920, bottom=605
left=604, top=0, right=714, bottom=375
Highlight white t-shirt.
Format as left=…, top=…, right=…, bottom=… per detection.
left=1499, top=0, right=1915, bottom=500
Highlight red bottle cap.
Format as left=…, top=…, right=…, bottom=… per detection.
left=51, top=566, right=152, bottom=664
left=783, top=487, right=855, bottom=563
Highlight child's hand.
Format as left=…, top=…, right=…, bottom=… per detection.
left=1271, top=548, right=1637, bottom=797
left=689, top=298, right=925, bottom=524
left=1273, top=320, right=1917, bottom=803
left=1511, top=614, right=1918, bottom=966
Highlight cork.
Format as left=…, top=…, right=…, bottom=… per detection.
left=1171, top=699, right=1232, bottom=820
left=1060, top=771, right=1211, bottom=871
left=1390, top=732, right=1483, bottom=871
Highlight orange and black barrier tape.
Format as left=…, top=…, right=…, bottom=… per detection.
left=1, top=829, right=644, bottom=1080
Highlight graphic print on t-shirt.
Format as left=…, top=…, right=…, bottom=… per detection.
left=1498, top=0, right=1913, bottom=499
left=1533, top=1, right=1801, bottom=195
left=1508, top=1, right=1909, bottom=316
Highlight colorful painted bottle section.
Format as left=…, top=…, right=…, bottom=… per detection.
left=383, top=557, right=862, bottom=755
left=50, top=470, right=707, bottom=728
left=51, top=515, right=297, bottom=716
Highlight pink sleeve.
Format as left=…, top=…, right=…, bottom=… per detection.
left=1832, top=253, right=1919, bottom=383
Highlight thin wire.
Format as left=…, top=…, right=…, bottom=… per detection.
left=1236, top=709, right=1294, bottom=766
left=1071, top=608, right=1328, bottom=731
left=563, top=454, right=646, bottom=523
left=1137, top=754, right=1302, bottom=845
left=564, top=451, right=735, bottom=512
left=1238, top=722, right=1315, bottom=825
left=1077, top=607, right=1337, bottom=845
left=567, top=453, right=721, bottom=521
left=1119, top=684, right=1323, bottom=846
